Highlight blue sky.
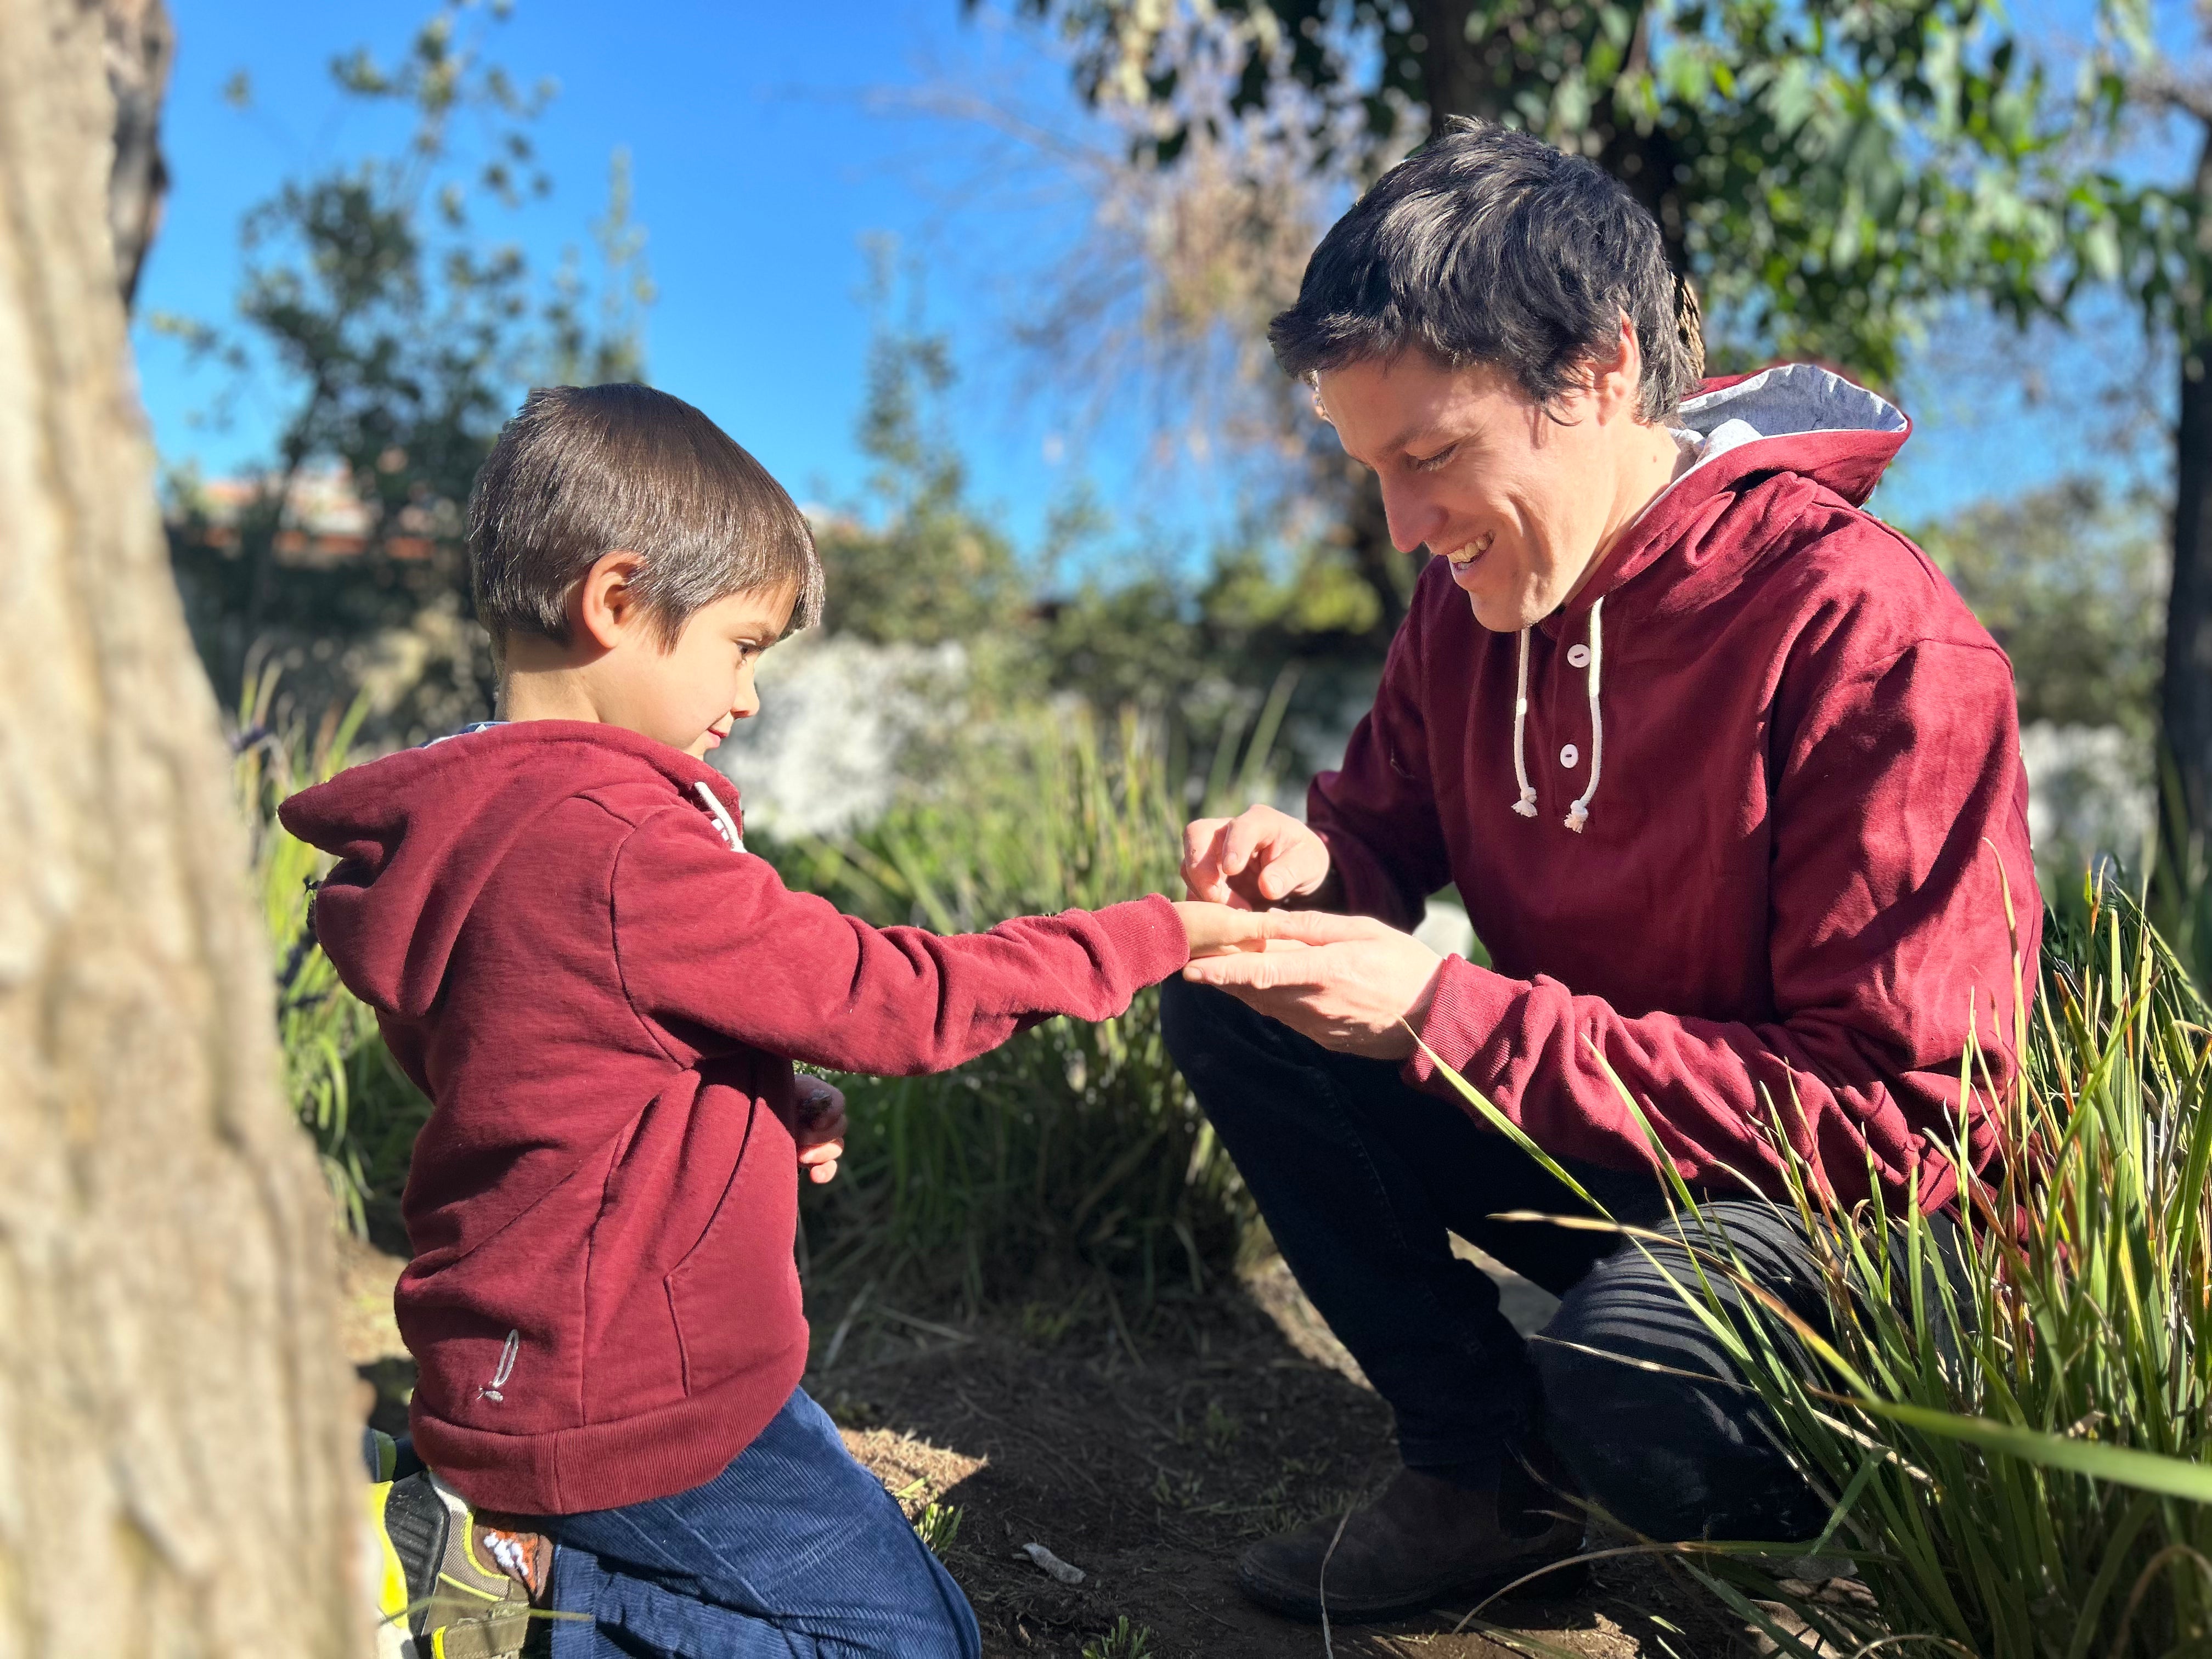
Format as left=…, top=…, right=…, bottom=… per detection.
left=133, top=0, right=2176, bottom=570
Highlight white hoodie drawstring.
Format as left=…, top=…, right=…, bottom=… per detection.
left=1509, top=627, right=1539, bottom=818
left=1563, top=597, right=1605, bottom=833
left=1508, top=596, right=1606, bottom=833
left=693, top=780, right=745, bottom=853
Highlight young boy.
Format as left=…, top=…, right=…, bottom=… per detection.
left=283, top=383, right=1255, bottom=1658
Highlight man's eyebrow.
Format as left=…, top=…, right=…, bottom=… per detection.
left=1383, top=419, right=1454, bottom=456
left=1340, top=415, right=1451, bottom=467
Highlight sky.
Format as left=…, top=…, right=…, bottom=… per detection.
left=132, top=0, right=2181, bottom=572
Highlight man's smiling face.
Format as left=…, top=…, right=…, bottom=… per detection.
left=1316, top=351, right=1630, bottom=633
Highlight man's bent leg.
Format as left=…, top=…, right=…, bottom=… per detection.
left=542, top=1388, right=979, bottom=1659
left=1535, top=1200, right=1959, bottom=1544
left=1163, top=978, right=1666, bottom=1622
left=1164, top=977, right=1665, bottom=1469
left=1163, top=977, right=1545, bottom=1467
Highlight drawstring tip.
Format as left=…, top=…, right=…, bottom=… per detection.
left=1564, top=806, right=1589, bottom=833
left=1511, top=787, right=1538, bottom=819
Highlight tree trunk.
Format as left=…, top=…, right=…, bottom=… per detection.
left=101, top=0, right=172, bottom=308
left=0, top=0, right=360, bottom=1653
left=2163, top=128, right=2212, bottom=886
left=1414, top=2, right=1688, bottom=273
left=1413, top=0, right=1510, bottom=131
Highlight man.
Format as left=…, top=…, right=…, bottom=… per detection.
left=1166, top=121, right=2035, bottom=1624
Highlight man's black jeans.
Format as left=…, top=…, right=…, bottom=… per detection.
left=1163, top=977, right=1930, bottom=1544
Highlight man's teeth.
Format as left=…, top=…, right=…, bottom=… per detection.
left=1447, top=532, right=1494, bottom=566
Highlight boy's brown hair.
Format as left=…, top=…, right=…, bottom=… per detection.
left=467, top=383, right=824, bottom=651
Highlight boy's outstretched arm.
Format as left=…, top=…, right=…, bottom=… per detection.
left=610, top=806, right=1267, bottom=1077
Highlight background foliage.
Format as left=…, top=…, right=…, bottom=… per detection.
left=180, top=6, right=2212, bottom=1647
left=161, top=2, right=649, bottom=745
left=1429, top=883, right=2212, bottom=1657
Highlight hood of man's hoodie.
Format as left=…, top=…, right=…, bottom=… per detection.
left=279, top=721, right=745, bottom=1023
left=1558, top=362, right=1910, bottom=627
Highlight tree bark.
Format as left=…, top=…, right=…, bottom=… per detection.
left=0, top=0, right=360, bottom=1653
left=2163, top=128, right=2212, bottom=879
left=1413, top=0, right=1510, bottom=131
left=101, top=0, right=172, bottom=308
left=1414, top=2, right=1688, bottom=274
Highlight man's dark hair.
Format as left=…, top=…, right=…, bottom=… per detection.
left=1269, top=121, right=1705, bottom=421
left=467, top=383, right=824, bottom=650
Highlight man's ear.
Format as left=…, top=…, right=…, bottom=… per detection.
left=1590, top=316, right=1645, bottom=424
left=573, top=550, right=647, bottom=650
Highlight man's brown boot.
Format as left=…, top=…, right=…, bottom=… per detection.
left=1236, top=1456, right=1587, bottom=1624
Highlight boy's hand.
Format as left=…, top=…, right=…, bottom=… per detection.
left=1172, top=899, right=1280, bottom=960
left=794, top=1076, right=847, bottom=1186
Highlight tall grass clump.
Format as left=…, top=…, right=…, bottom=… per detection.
left=1430, top=873, right=2212, bottom=1658
left=233, top=674, right=428, bottom=1238
left=763, top=704, right=1252, bottom=1313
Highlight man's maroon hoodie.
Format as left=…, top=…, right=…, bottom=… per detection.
left=281, top=725, right=1188, bottom=1514
left=1312, top=364, right=2039, bottom=1214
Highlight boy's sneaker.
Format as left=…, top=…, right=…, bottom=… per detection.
left=364, top=1431, right=551, bottom=1659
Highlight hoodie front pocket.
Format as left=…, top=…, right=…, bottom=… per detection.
left=664, top=1104, right=803, bottom=1397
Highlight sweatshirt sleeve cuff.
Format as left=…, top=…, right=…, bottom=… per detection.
left=1090, top=894, right=1191, bottom=988
left=1400, top=955, right=1522, bottom=1099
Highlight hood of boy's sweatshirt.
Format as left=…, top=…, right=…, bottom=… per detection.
left=279, top=721, right=746, bottom=1022
left=1550, top=362, right=1911, bottom=631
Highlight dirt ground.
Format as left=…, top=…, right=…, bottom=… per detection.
left=338, top=1236, right=1748, bottom=1658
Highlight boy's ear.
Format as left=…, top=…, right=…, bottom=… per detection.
left=573, top=550, right=647, bottom=650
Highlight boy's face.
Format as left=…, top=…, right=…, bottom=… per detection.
left=601, top=583, right=798, bottom=759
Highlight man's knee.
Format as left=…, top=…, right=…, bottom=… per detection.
left=1159, top=973, right=1276, bottom=1069
left=1161, top=975, right=1398, bottom=1156
left=1534, top=1243, right=1824, bottom=1543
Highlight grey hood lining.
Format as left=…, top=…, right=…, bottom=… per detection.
left=1672, top=363, right=1906, bottom=478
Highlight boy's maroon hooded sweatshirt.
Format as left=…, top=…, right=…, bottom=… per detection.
left=281, top=726, right=1187, bottom=1514
left=1312, top=364, right=2039, bottom=1214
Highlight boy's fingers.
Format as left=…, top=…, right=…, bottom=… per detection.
left=1173, top=900, right=1275, bottom=957
left=1254, top=909, right=1390, bottom=946
left=1183, top=945, right=1331, bottom=992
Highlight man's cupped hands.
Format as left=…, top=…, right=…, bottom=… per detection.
left=1179, top=905, right=1446, bottom=1061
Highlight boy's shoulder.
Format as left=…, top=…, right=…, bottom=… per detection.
left=410, top=720, right=735, bottom=814
left=433, top=721, right=747, bottom=851
left=283, top=721, right=747, bottom=1024
left=287, top=720, right=743, bottom=896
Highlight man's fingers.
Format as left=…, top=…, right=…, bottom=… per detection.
left=1184, top=805, right=1330, bottom=907
left=1217, top=808, right=1283, bottom=879
left=1181, top=817, right=1234, bottom=901
left=1253, top=839, right=1327, bottom=900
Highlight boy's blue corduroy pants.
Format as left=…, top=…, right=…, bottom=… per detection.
left=539, top=1386, right=980, bottom=1658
